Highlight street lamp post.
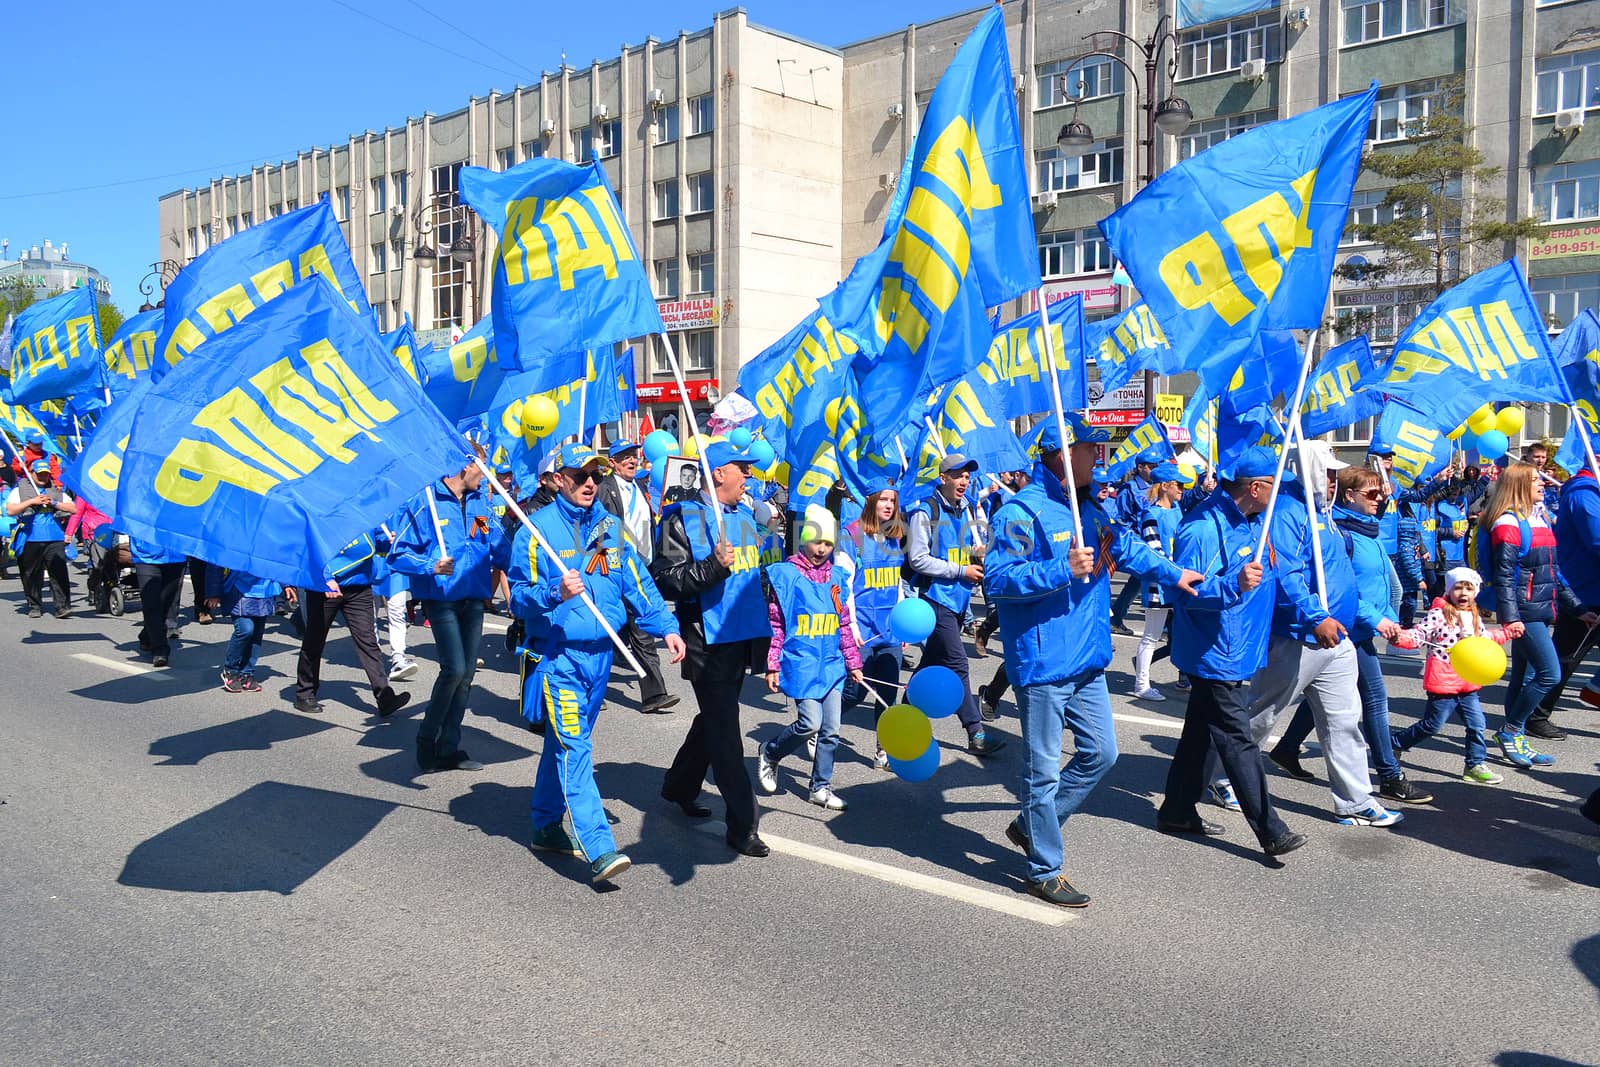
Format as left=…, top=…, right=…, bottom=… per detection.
left=410, top=192, right=480, bottom=331
left=1055, top=14, right=1193, bottom=412
left=136, top=260, right=184, bottom=313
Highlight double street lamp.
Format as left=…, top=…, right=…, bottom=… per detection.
left=411, top=193, right=480, bottom=328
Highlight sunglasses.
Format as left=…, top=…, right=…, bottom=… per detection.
left=1358, top=488, right=1384, bottom=500
left=562, top=468, right=603, bottom=485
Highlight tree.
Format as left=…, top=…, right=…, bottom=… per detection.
left=1334, top=82, right=1547, bottom=332
left=96, top=302, right=125, bottom=347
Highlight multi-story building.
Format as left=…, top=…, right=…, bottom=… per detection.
left=158, top=0, right=1598, bottom=448
left=0, top=239, right=112, bottom=307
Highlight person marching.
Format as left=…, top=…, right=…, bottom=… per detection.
left=597, top=438, right=677, bottom=715
left=651, top=438, right=773, bottom=857
left=293, top=529, right=411, bottom=718
left=509, top=443, right=685, bottom=885
left=986, top=417, right=1199, bottom=908
left=1109, top=449, right=1162, bottom=635
left=756, top=505, right=865, bottom=811
left=838, top=480, right=906, bottom=771
left=206, top=565, right=290, bottom=693
left=390, top=447, right=511, bottom=774
left=1132, top=463, right=1186, bottom=702
left=131, top=538, right=188, bottom=668
left=5, top=459, right=75, bottom=618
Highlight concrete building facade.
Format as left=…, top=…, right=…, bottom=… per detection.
left=0, top=239, right=112, bottom=307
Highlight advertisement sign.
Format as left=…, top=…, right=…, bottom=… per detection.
left=657, top=297, right=718, bottom=330
left=1530, top=223, right=1600, bottom=262
left=1085, top=375, right=1145, bottom=424
left=1042, top=275, right=1121, bottom=314
left=635, top=377, right=719, bottom=405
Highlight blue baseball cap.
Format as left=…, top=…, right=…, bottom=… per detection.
left=1137, top=448, right=1166, bottom=466
left=26, top=432, right=44, bottom=446
left=608, top=439, right=640, bottom=458
left=1227, top=446, right=1293, bottom=482
left=860, top=475, right=897, bottom=495
left=29, top=458, right=50, bottom=474
left=1038, top=413, right=1111, bottom=451
left=1150, top=462, right=1184, bottom=482
left=556, top=443, right=603, bottom=470
left=1368, top=443, right=1394, bottom=458
left=704, top=438, right=755, bottom=469
left=1091, top=466, right=1112, bottom=485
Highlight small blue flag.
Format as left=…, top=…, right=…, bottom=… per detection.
left=2, top=287, right=104, bottom=406
left=1086, top=301, right=1180, bottom=396
left=979, top=294, right=1090, bottom=419
left=901, top=365, right=1032, bottom=507
left=416, top=317, right=502, bottom=425
left=1299, top=334, right=1383, bottom=437
left=493, top=351, right=625, bottom=483
left=1105, top=412, right=1176, bottom=482
left=1554, top=309, right=1600, bottom=473
left=0, top=397, right=62, bottom=456
left=1370, top=398, right=1455, bottom=489
left=115, top=277, right=470, bottom=588
left=104, top=308, right=164, bottom=402
left=381, top=317, right=427, bottom=384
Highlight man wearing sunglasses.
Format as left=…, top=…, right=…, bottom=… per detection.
left=509, top=443, right=686, bottom=885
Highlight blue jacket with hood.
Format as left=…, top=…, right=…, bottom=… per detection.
left=389, top=479, right=511, bottom=601
left=1557, top=470, right=1600, bottom=607
left=1170, top=488, right=1276, bottom=681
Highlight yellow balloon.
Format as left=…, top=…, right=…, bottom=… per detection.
left=1495, top=407, right=1525, bottom=437
left=877, top=703, right=934, bottom=762
left=1447, top=423, right=1468, bottom=441
left=1467, top=405, right=1497, bottom=435
left=682, top=435, right=700, bottom=459
left=1449, top=635, right=1507, bottom=687
left=520, top=395, right=559, bottom=442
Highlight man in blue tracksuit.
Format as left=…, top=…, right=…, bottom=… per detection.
left=510, top=443, right=685, bottom=885
left=1109, top=449, right=1163, bottom=634
left=1157, top=447, right=1306, bottom=859
left=987, top=416, right=1200, bottom=908
left=906, top=453, right=1004, bottom=756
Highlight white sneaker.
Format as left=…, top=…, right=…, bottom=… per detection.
left=1206, top=781, right=1241, bottom=812
left=1134, top=686, right=1166, bottom=702
left=873, top=749, right=890, bottom=772
left=808, top=787, right=847, bottom=811
left=389, top=659, right=419, bottom=682
left=756, top=749, right=778, bottom=794
left=1338, top=802, right=1403, bottom=827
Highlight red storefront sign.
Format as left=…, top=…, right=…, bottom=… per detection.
left=635, top=378, right=719, bottom=404
left=657, top=297, right=719, bottom=330
left=1083, top=409, right=1146, bottom=427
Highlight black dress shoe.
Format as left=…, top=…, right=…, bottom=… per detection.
left=1157, top=816, right=1227, bottom=837
left=1525, top=719, right=1567, bottom=741
left=664, top=794, right=713, bottom=818
left=1264, top=830, right=1308, bottom=857
left=1269, top=749, right=1316, bottom=780
left=641, top=695, right=681, bottom=714
left=726, top=832, right=771, bottom=857
left=376, top=688, right=411, bottom=718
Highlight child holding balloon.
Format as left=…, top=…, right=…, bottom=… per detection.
left=757, top=505, right=865, bottom=811
left=1389, top=567, right=1514, bottom=784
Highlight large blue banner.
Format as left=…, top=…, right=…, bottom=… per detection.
left=1554, top=309, right=1600, bottom=474
left=62, top=378, right=150, bottom=519
left=1299, top=334, right=1383, bottom=437
left=154, top=200, right=370, bottom=379
left=104, top=308, right=164, bottom=402
left=460, top=159, right=663, bottom=379
left=2, top=287, right=103, bottom=406
left=1177, top=0, right=1279, bottom=29
left=978, top=294, right=1090, bottom=419
left=1086, top=301, right=1181, bottom=396
left=116, top=278, right=470, bottom=588
left=1100, top=87, right=1375, bottom=401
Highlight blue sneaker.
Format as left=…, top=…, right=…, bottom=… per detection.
left=590, top=850, right=632, bottom=884
left=1497, top=731, right=1554, bottom=768
left=1338, top=802, right=1403, bottom=827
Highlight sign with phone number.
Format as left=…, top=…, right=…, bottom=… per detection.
left=1530, top=224, right=1600, bottom=261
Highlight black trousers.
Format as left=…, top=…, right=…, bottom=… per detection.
left=924, top=601, right=981, bottom=730
left=295, top=586, right=390, bottom=703
left=134, top=562, right=187, bottom=657
left=663, top=639, right=760, bottom=840
left=1534, top=608, right=1600, bottom=721
left=187, top=557, right=209, bottom=620
left=622, top=612, right=668, bottom=707
left=1159, top=677, right=1289, bottom=848
left=19, top=541, right=69, bottom=612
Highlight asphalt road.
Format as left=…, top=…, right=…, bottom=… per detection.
left=2, top=568, right=1597, bottom=1066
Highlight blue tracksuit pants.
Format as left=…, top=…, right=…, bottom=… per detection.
left=529, top=639, right=615, bottom=861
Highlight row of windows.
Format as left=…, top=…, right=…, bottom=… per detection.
left=654, top=173, right=715, bottom=219
left=1177, top=110, right=1272, bottom=160
left=1035, top=139, right=1123, bottom=193
left=1534, top=158, right=1600, bottom=225
left=1342, top=0, right=1450, bottom=47
left=651, top=329, right=716, bottom=375
left=1038, top=228, right=1112, bottom=279
left=652, top=253, right=715, bottom=299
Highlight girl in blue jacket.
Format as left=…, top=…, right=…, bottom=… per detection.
left=206, top=565, right=289, bottom=693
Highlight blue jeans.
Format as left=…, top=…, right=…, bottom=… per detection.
left=1393, top=691, right=1488, bottom=769
left=1504, top=620, right=1561, bottom=735
left=1353, top=639, right=1401, bottom=781
left=223, top=616, right=266, bottom=675
left=419, top=598, right=485, bottom=760
left=765, top=684, right=844, bottom=791
left=1016, top=672, right=1117, bottom=883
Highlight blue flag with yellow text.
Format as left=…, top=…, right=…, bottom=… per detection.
left=2, top=287, right=104, bottom=406
left=1100, top=87, right=1376, bottom=400
left=115, top=278, right=470, bottom=588
left=460, top=160, right=663, bottom=380
left=1362, top=260, right=1564, bottom=434
left=901, top=365, right=1032, bottom=507
left=1086, top=302, right=1181, bottom=396
left=492, top=351, right=625, bottom=484
left=154, top=200, right=370, bottom=379
left=0, top=398, right=62, bottom=457
left=978, top=295, right=1090, bottom=419
left=1106, top=412, right=1176, bottom=482
left=1299, top=334, right=1383, bottom=437
left=61, top=378, right=150, bottom=519
left=104, top=308, right=164, bottom=402
left=417, top=318, right=501, bottom=426
left=1554, top=310, right=1600, bottom=473
left=381, top=318, right=426, bottom=385
left=1370, top=398, right=1455, bottom=489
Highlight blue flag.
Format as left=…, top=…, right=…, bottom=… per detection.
left=1299, top=334, right=1383, bottom=437
left=1554, top=310, right=1600, bottom=474
left=1187, top=385, right=1280, bottom=476
left=1370, top=398, right=1455, bottom=489
left=1362, top=259, right=1564, bottom=434
left=978, top=295, right=1090, bottom=419
left=62, top=378, right=150, bottom=519
left=381, top=318, right=426, bottom=384
left=617, top=347, right=639, bottom=414
left=104, top=308, right=164, bottom=402
left=1100, top=87, right=1375, bottom=400
left=1086, top=302, right=1181, bottom=396
left=1105, top=412, right=1176, bottom=481
left=901, top=366, right=1032, bottom=507
left=460, top=160, right=663, bottom=379
left=417, top=318, right=502, bottom=426
left=154, top=200, right=369, bottom=379
left=2, top=287, right=104, bottom=406
left=0, top=398, right=62, bottom=457
left=493, top=350, right=625, bottom=484
left=849, top=5, right=1041, bottom=452
left=114, top=278, right=470, bottom=588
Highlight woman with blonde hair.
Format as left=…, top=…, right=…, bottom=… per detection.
left=1479, top=462, right=1596, bottom=769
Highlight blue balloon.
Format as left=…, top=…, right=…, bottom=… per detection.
left=888, top=741, right=939, bottom=782
left=643, top=430, right=679, bottom=463
left=1476, top=429, right=1509, bottom=462
left=750, top=438, right=776, bottom=469
left=1460, top=430, right=1478, bottom=453
left=888, top=597, right=936, bottom=644
left=649, top=463, right=666, bottom=490
left=729, top=426, right=754, bottom=448
left=906, top=666, right=963, bottom=719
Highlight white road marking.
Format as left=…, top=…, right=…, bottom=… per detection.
left=697, top=821, right=1073, bottom=926
left=481, top=619, right=510, bottom=633
left=1113, top=712, right=1182, bottom=730
left=70, top=653, right=172, bottom=679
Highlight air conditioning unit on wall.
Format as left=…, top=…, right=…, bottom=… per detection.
left=1240, top=58, right=1267, bottom=82
left=541, top=118, right=557, bottom=137
left=1034, top=190, right=1059, bottom=209
left=1555, top=108, right=1585, bottom=136
left=648, top=88, right=667, bottom=109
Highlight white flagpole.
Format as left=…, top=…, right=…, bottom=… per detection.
left=1290, top=418, right=1330, bottom=612
left=472, top=454, right=647, bottom=677
left=577, top=350, right=589, bottom=440
left=656, top=332, right=724, bottom=536
left=0, top=428, right=42, bottom=494
left=1253, top=329, right=1321, bottom=560
left=1034, top=289, right=1088, bottom=580
left=423, top=486, right=449, bottom=564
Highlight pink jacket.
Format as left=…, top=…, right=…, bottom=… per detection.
left=1392, top=597, right=1510, bottom=695
left=65, top=498, right=110, bottom=541
left=766, top=552, right=864, bottom=674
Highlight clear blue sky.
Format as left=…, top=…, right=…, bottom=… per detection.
left=2, top=0, right=983, bottom=310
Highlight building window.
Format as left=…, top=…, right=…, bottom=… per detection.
left=683, top=329, right=716, bottom=374
left=522, top=139, right=544, bottom=161
left=336, top=185, right=351, bottom=220
left=376, top=302, right=390, bottom=332
left=1035, top=139, right=1123, bottom=193
left=1177, top=109, right=1273, bottom=160
left=286, top=198, right=299, bottom=212
left=187, top=228, right=198, bottom=257
left=240, top=211, right=252, bottom=229
left=201, top=223, right=213, bottom=250
left=392, top=171, right=408, bottom=208
left=1035, top=55, right=1125, bottom=107
left=687, top=172, right=715, bottom=214
left=431, top=256, right=467, bottom=328
left=1534, top=159, right=1600, bottom=224
left=575, top=126, right=594, bottom=160
left=1342, top=0, right=1449, bottom=47
left=689, top=93, right=714, bottom=135
left=656, top=102, right=680, bottom=143
left=1531, top=273, right=1600, bottom=328
left=654, top=258, right=679, bottom=299
left=370, top=175, right=387, bottom=213
left=597, top=120, right=622, bottom=159
left=269, top=204, right=283, bottom=218
left=1038, top=228, right=1112, bottom=279
left=654, top=179, right=679, bottom=220
left=1535, top=49, right=1600, bottom=116
left=1333, top=287, right=1434, bottom=343
left=1178, top=11, right=1282, bottom=80
left=688, top=252, right=714, bottom=295
left=430, top=163, right=466, bottom=324
left=1341, top=189, right=1386, bottom=245
left=1369, top=80, right=1443, bottom=143
left=499, top=147, right=516, bottom=170
left=371, top=242, right=387, bottom=275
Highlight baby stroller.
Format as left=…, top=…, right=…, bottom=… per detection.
left=86, top=529, right=138, bottom=616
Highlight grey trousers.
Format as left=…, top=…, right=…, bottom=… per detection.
left=1246, top=637, right=1375, bottom=817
